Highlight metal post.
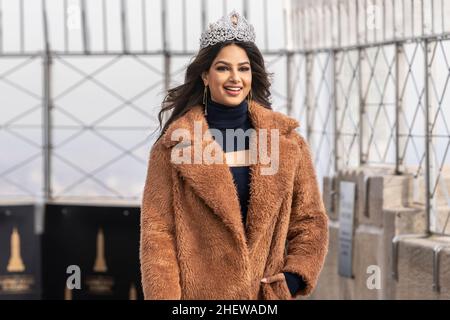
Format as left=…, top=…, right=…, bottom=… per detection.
left=285, top=0, right=294, bottom=116
left=162, top=0, right=170, bottom=124
left=42, top=0, right=52, bottom=201
left=81, top=0, right=90, bottom=54
left=20, top=0, right=24, bottom=53
left=394, top=42, right=402, bottom=174
left=64, top=0, right=68, bottom=53
left=102, top=0, right=107, bottom=52
left=243, top=0, right=249, bottom=19
left=305, top=53, right=314, bottom=141
left=358, top=46, right=365, bottom=165
left=121, top=0, right=128, bottom=53
left=263, top=0, right=268, bottom=51
left=286, top=52, right=293, bottom=116
left=0, top=0, right=3, bottom=54
left=424, top=38, right=431, bottom=233
left=142, top=0, right=147, bottom=52
left=333, top=49, right=339, bottom=173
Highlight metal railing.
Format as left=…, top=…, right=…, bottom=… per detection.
left=289, top=0, right=450, bottom=235
left=0, top=0, right=293, bottom=205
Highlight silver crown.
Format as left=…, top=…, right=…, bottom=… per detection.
left=199, top=10, right=256, bottom=49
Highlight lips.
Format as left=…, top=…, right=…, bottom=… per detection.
left=224, top=86, right=242, bottom=96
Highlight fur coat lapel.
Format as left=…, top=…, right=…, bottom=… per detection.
left=162, top=101, right=301, bottom=254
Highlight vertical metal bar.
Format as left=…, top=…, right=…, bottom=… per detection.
left=142, top=0, right=147, bottom=52
left=0, top=0, right=4, bottom=53
left=411, top=0, right=414, bottom=36
left=287, top=0, right=292, bottom=49
left=424, top=39, right=431, bottom=233
left=64, top=0, right=68, bottom=53
left=306, top=53, right=313, bottom=141
left=291, top=3, right=297, bottom=49
left=359, top=47, right=365, bottom=165
left=392, top=0, right=396, bottom=40
left=402, top=0, right=406, bottom=37
left=382, top=0, right=386, bottom=41
left=182, top=0, right=186, bottom=52
left=338, top=0, right=342, bottom=48
left=162, top=0, right=170, bottom=91
left=441, top=0, right=444, bottom=33
left=42, top=0, right=52, bottom=201
left=333, top=49, right=339, bottom=173
left=161, top=0, right=170, bottom=125
left=347, top=0, right=351, bottom=46
left=431, top=0, right=434, bottom=34
left=201, top=0, right=207, bottom=32
left=395, top=43, right=402, bottom=174
left=243, top=0, right=249, bottom=19
left=420, top=0, right=424, bottom=36
left=20, top=0, right=24, bottom=53
left=286, top=52, right=293, bottom=116
left=121, top=0, right=128, bottom=53
left=81, top=0, right=89, bottom=53
left=356, top=0, right=359, bottom=46
left=283, top=0, right=298, bottom=115
left=316, top=4, right=320, bottom=48
left=223, top=0, right=226, bottom=16
left=264, top=0, right=268, bottom=50
left=102, top=0, right=107, bottom=52
left=303, top=7, right=307, bottom=49
left=293, top=5, right=297, bottom=49
left=329, top=4, right=333, bottom=48
left=372, top=0, right=376, bottom=42
left=308, top=5, right=313, bottom=50
left=314, top=5, right=319, bottom=49
left=364, top=0, right=368, bottom=44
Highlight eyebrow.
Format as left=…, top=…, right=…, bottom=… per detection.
left=214, top=60, right=250, bottom=66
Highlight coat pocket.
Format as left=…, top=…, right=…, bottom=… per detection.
left=260, top=272, right=292, bottom=300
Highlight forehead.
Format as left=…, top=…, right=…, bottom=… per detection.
left=213, top=45, right=249, bottom=63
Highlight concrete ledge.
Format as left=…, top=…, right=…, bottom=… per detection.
left=394, top=236, right=450, bottom=299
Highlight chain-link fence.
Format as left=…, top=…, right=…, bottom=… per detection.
left=0, top=0, right=293, bottom=204
left=289, top=0, right=450, bottom=235
left=1, top=0, right=449, bottom=235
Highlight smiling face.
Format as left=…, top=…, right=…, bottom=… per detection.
left=201, top=44, right=252, bottom=107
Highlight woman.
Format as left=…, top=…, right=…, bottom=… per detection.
left=140, top=11, right=328, bottom=300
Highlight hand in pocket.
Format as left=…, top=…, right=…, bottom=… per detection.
left=261, top=273, right=285, bottom=284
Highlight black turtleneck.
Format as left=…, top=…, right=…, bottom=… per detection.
left=205, top=96, right=305, bottom=298
left=206, top=96, right=252, bottom=228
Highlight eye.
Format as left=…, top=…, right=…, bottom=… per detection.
left=216, top=66, right=250, bottom=71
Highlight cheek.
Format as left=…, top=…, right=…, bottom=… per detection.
left=210, top=74, right=226, bottom=89
left=244, top=74, right=252, bottom=86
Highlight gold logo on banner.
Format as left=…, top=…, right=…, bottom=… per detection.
left=129, top=283, right=137, bottom=300
left=1, top=227, right=34, bottom=294
left=86, top=227, right=114, bottom=295
left=93, top=228, right=107, bottom=273
left=7, top=227, right=25, bottom=272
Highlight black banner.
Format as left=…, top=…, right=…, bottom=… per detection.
left=0, top=204, right=143, bottom=300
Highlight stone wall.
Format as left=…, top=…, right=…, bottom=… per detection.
left=307, top=166, right=450, bottom=300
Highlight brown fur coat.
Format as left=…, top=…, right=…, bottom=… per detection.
left=140, top=101, right=329, bottom=300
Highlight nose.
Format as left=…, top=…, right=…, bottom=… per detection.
left=229, top=69, right=240, bottom=82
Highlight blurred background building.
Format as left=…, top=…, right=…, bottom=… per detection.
left=0, top=0, right=449, bottom=299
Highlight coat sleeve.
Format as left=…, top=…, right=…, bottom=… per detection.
left=140, top=140, right=182, bottom=299
left=281, top=132, right=329, bottom=298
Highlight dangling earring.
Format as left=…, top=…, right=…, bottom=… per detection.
left=203, top=85, right=208, bottom=116
left=247, top=90, right=253, bottom=106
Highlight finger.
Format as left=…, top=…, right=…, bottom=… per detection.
left=263, top=273, right=285, bottom=284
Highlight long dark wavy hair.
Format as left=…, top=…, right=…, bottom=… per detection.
left=154, top=40, right=273, bottom=142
